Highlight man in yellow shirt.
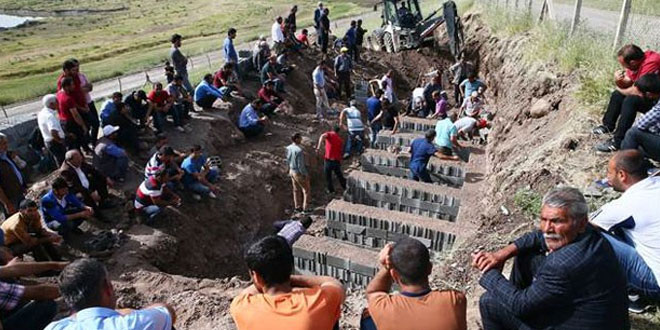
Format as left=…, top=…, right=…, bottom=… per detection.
left=1, top=199, right=62, bottom=261
left=363, top=238, right=467, bottom=330
left=230, top=235, right=345, bottom=330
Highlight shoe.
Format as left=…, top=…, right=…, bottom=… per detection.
left=302, top=208, right=313, bottom=214
left=294, top=207, right=303, bottom=213
left=192, top=194, right=201, bottom=201
left=592, top=125, right=611, bottom=135
left=176, top=126, right=186, bottom=133
left=596, top=139, right=619, bottom=152
left=628, top=294, right=654, bottom=314
left=343, top=153, right=350, bottom=160
left=208, top=191, right=217, bottom=199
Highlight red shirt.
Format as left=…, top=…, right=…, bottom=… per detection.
left=258, top=87, right=277, bottom=103
left=56, top=90, right=77, bottom=122
left=626, top=50, right=660, bottom=82
left=213, top=70, right=231, bottom=88
left=147, top=90, right=169, bottom=106
left=324, top=131, right=343, bottom=161
left=56, top=73, right=86, bottom=106
left=297, top=33, right=308, bottom=43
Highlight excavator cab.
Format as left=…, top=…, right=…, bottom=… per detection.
left=382, top=0, right=423, bottom=29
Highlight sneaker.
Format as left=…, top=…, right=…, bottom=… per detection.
left=343, top=153, right=350, bottom=160
left=294, top=207, right=303, bottom=213
left=596, top=139, right=619, bottom=152
left=592, top=125, right=611, bottom=135
left=628, top=294, right=654, bottom=314
left=176, top=126, right=186, bottom=133
left=192, top=194, right=201, bottom=201
left=208, top=191, right=217, bottom=199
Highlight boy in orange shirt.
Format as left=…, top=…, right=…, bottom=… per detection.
left=231, top=235, right=346, bottom=330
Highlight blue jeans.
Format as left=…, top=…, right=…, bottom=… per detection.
left=603, top=232, right=660, bottom=300
left=344, top=130, right=364, bottom=156
left=360, top=315, right=378, bottom=330
left=409, top=167, right=432, bottom=183
left=180, top=72, right=194, bottom=94
left=1, top=300, right=57, bottom=330
left=140, top=205, right=161, bottom=224
left=184, top=170, right=218, bottom=196
left=370, top=123, right=382, bottom=148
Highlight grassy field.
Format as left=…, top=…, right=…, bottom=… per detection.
left=555, top=0, right=660, bottom=17
left=0, top=0, right=375, bottom=105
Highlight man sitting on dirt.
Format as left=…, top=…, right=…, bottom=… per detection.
left=334, top=47, right=353, bottom=100
left=195, top=73, right=229, bottom=112
left=93, top=125, right=129, bottom=183
left=1, top=199, right=62, bottom=261
left=239, top=99, right=268, bottom=138
left=166, top=75, right=192, bottom=131
left=38, top=94, right=67, bottom=167
left=429, top=90, right=449, bottom=119
left=622, top=91, right=660, bottom=161
left=590, top=150, right=660, bottom=312
left=459, top=72, right=486, bottom=103
left=147, top=82, right=174, bottom=134
left=434, top=112, right=463, bottom=161
left=473, top=187, right=629, bottom=330
left=100, top=92, right=123, bottom=127
left=230, top=235, right=345, bottom=330
left=41, top=177, right=94, bottom=240
left=1, top=259, right=65, bottom=330
left=261, top=55, right=287, bottom=94
left=60, top=150, right=113, bottom=220
left=340, top=100, right=365, bottom=159
left=45, top=258, right=176, bottom=330
left=213, top=63, right=242, bottom=95
left=135, top=168, right=181, bottom=223
left=286, top=133, right=311, bottom=213
left=297, top=29, right=310, bottom=48
left=253, top=36, right=271, bottom=74
left=274, top=216, right=312, bottom=246
left=460, top=91, right=483, bottom=117
left=317, top=125, right=347, bottom=194
left=594, top=44, right=660, bottom=152
left=408, top=130, right=445, bottom=183
left=361, top=238, right=467, bottom=330
left=181, top=145, right=219, bottom=201
left=100, top=92, right=141, bottom=152
left=145, top=146, right=184, bottom=189
left=313, top=60, right=331, bottom=119
left=258, top=80, right=284, bottom=117
left=423, top=75, right=443, bottom=117
left=123, top=90, right=152, bottom=128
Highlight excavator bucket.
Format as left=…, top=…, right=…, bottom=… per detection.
left=443, top=0, right=463, bottom=59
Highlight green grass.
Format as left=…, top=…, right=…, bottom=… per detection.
left=555, top=0, right=660, bottom=17
left=480, top=6, right=535, bottom=37
left=0, top=0, right=374, bottom=105
left=513, top=188, right=543, bottom=220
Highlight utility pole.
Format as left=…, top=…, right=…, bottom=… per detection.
left=570, top=0, right=582, bottom=35
left=613, top=0, right=632, bottom=51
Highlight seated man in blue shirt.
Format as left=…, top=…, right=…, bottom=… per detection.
left=99, top=92, right=123, bottom=127
left=434, top=111, right=462, bottom=161
left=194, top=73, right=229, bottom=111
left=41, top=177, right=94, bottom=240
left=239, top=99, right=268, bottom=138
left=181, top=145, right=219, bottom=200
left=45, top=258, right=176, bottom=330
left=459, top=72, right=487, bottom=101
left=409, top=130, right=450, bottom=183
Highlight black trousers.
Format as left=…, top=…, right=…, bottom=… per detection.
left=602, top=90, right=655, bottom=145
left=46, top=141, right=66, bottom=167
left=9, top=239, right=62, bottom=262
left=337, top=71, right=352, bottom=100
left=324, top=160, right=346, bottom=193
left=85, top=102, right=100, bottom=145
left=454, top=84, right=463, bottom=107
left=62, top=120, right=88, bottom=151
left=479, top=251, right=546, bottom=330
left=320, top=32, right=329, bottom=54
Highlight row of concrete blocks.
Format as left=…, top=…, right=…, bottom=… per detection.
left=398, top=117, right=437, bottom=135
left=345, top=176, right=460, bottom=221
left=373, top=133, right=418, bottom=151
left=325, top=213, right=457, bottom=252
left=360, top=152, right=465, bottom=186
left=292, top=247, right=376, bottom=288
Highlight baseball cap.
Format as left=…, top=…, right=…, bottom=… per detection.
left=102, top=125, right=120, bottom=137
left=341, top=47, right=349, bottom=53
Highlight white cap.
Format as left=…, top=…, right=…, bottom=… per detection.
left=471, top=91, right=479, bottom=98
left=103, top=125, right=120, bottom=136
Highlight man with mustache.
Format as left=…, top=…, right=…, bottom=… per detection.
left=472, top=187, right=629, bottom=330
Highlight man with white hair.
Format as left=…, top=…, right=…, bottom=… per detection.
left=59, top=149, right=113, bottom=219
left=38, top=94, right=67, bottom=166
left=473, top=187, right=629, bottom=330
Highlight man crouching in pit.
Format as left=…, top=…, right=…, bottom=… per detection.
left=472, top=187, right=630, bottom=330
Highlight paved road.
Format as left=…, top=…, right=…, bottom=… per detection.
left=0, top=11, right=377, bottom=126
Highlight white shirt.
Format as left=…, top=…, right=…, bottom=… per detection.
left=71, top=164, right=90, bottom=189
left=312, top=66, right=326, bottom=88
left=591, top=176, right=660, bottom=282
left=381, top=75, right=394, bottom=102
left=454, top=117, right=477, bottom=134
left=342, top=106, right=364, bottom=132
left=37, top=107, right=65, bottom=143
left=272, top=22, right=285, bottom=43
left=412, top=87, right=424, bottom=100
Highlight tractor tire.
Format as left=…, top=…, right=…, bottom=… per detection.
left=384, top=33, right=394, bottom=53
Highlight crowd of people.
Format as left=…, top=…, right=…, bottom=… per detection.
left=1, top=2, right=659, bottom=330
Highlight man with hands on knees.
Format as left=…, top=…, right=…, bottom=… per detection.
left=362, top=238, right=467, bottom=330
left=472, top=186, right=629, bottom=330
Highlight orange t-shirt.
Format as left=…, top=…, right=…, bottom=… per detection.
left=230, top=285, right=343, bottom=330
left=368, top=290, right=467, bottom=330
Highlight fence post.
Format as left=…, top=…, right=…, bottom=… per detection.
left=570, top=0, right=582, bottom=35
left=539, top=0, right=548, bottom=21
left=117, top=77, right=122, bottom=93
left=515, top=0, right=520, bottom=9
left=528, top=0, right=533, bottom=15
left=613, top=0, right=632, bottom=51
